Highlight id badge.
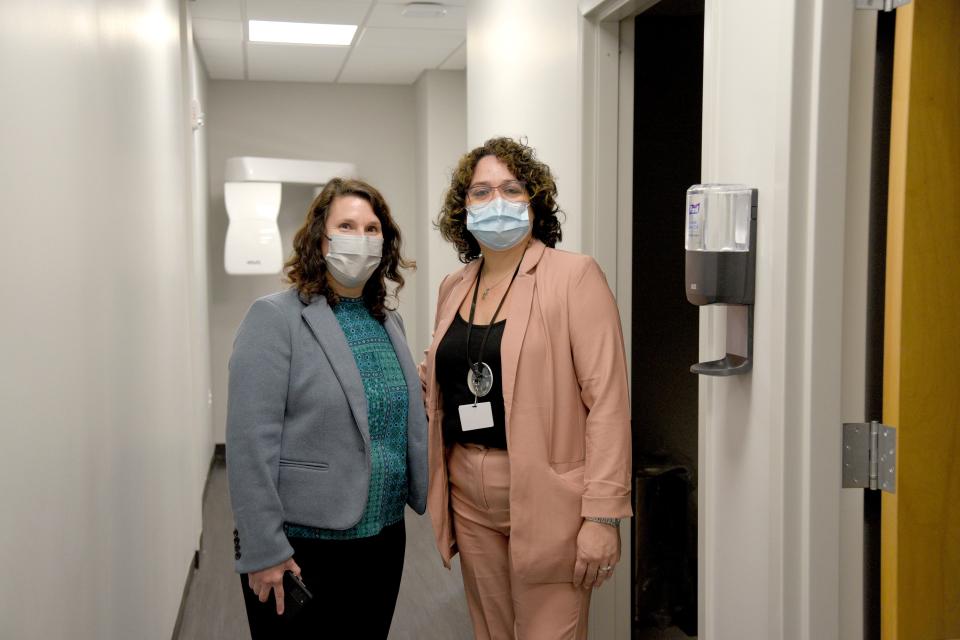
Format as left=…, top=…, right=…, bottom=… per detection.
left=458, top=402, right=494, bottom=431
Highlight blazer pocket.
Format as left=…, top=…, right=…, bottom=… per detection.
left=278, top=459, right=330, bottom=472
left=549, top=459, right=585, bottom=475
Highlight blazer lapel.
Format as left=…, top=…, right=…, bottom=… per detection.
left=500, top=240, right=546, bottom=438
left=301, top=298, right=370, bottom=446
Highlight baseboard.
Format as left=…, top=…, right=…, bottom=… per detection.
left=202, top=444, right=226, bottom=507
left=170, top=552, right=198, bottom=640
left=175, top=445, right=224, bottom=639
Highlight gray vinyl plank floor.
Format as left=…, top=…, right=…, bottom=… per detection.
left=176, top=460, right=472, bottom=640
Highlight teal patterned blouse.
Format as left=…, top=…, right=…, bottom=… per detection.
left=284, top=297, right=409, bottom=540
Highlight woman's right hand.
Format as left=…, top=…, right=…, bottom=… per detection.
left=247, top=557, right=301, bottom=615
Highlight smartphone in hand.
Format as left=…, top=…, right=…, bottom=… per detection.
left=282, top=570, right=313, bottom=616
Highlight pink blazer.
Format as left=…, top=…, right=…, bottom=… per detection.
left=420, top=240, right=632, bottom=584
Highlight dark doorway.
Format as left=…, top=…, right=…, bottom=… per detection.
left=863, top=9, right=895, bottom=640
left=630, top=1, right=704, bottom=638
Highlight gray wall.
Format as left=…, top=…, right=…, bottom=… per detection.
left=414, top=70, right=467, bottom=357
left=207, top=81, right=419, bottom=443
left=0, top=1, right=213, bottom=637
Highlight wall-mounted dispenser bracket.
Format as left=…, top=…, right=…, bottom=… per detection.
left=685, top=185, right=758, bottom=376
left=690, top=305, right=753, bottom=376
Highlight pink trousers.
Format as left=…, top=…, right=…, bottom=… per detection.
left=448, top=443, right=591, bottom=640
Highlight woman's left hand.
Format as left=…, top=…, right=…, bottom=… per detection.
left=573, top=519, right=621, bottom=590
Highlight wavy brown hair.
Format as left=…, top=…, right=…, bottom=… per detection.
left=284, top=178, right=413, bottom=321
left=437, top=137, right=563, bottom=263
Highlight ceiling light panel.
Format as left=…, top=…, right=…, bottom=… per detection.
left=249, top=20, right=357, bottom=46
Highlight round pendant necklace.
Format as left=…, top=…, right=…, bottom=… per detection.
left=464, top=255, right=524, bottom=400
left=467, top=362, right=494, bottom=397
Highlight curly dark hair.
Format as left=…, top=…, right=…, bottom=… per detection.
left=284, top=178, right=414, bottom=321
left=437, top=137, right=564, bottom=263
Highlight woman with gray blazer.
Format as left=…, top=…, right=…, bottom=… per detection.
left=226, top=178, right=428, bottom=639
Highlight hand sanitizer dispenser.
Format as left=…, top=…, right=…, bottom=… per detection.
left=685, top=184, right=758, bottom=375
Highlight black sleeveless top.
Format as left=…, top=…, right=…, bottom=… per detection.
left=435, top=313, right=507, bottom=449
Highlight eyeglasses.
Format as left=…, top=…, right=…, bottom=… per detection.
left=466, top=180, right=528, bottom=204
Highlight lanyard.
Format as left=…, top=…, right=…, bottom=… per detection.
left=465, top=255, right=524, bottom=371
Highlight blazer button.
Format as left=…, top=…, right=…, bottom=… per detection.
left=235, top=552, right=241, bottom=560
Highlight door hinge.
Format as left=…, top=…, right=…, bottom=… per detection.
left=855, top=0, right=911, bottom=11
left=843, top=421, right=896, bottom=493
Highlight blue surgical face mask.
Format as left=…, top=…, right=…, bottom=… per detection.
left=466, top=197, right=531, bottom=251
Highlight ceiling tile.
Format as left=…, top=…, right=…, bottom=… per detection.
left=192, top=18, right=243, bottom=40
left=202, top=59, right=246, bottom=80
left=245, top=0, right=371, bottom=25
left=338, top=70, right=421, bottom=85
left=365, top=4, right=466, bottom=30
left=348, top=44, right=453, bottom=68
left=246, top=42, right=349, bottom=83
left=190, top=0, right=242, bottom=21
left=192, top=0, right=468, bottom=84
left=196, top=38, right=245, bottom=79
left=196, top=37, right=244, bottom=61
left=439, top=42, right=465, bottom=70
left=357, top=27, right=463, bottom=50
left=339, top=43, right=453, bottom=84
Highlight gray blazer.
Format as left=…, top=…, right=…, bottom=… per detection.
left=226, top=289, right=428, bottom=574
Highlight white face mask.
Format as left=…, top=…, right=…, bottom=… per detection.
left=324, top=234, right=383, bottom=290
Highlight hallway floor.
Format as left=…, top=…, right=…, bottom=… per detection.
left=175, top=459, right=473, bottom=639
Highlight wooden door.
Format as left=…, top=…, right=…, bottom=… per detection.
left=882, top=1, right=960, bottom=638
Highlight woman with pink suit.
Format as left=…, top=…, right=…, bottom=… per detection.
left=420, top=137, right=633, bottom=639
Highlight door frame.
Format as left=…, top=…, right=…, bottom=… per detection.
left=580, top=3, right=653, bottom=637
left=580, top=1, right=877, bottom=638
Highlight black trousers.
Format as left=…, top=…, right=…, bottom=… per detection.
left=240, top=520, right=406, bottom=640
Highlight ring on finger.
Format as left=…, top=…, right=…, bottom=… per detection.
left=599, top=565, right=613, bottom=572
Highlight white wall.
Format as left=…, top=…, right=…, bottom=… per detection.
left=206, top=81, right=419, bottom=443
left=583, top=2, right=865, bottom=636
left=467, top=0, right=584, bottom=252
left=698, top=1, right=857, bottom=638
left=183, top=0, right=215, bottom=549
left=0, top=0, right=212, bottom=637
left=414, top=70, right=468, bottom=357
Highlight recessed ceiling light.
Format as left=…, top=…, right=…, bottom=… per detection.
left=248, top=20, right=357, bottom=46
left=401, top=2, right=448, bottom=19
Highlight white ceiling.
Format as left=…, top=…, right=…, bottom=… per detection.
left=190, top=0, right=466, bottom=84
